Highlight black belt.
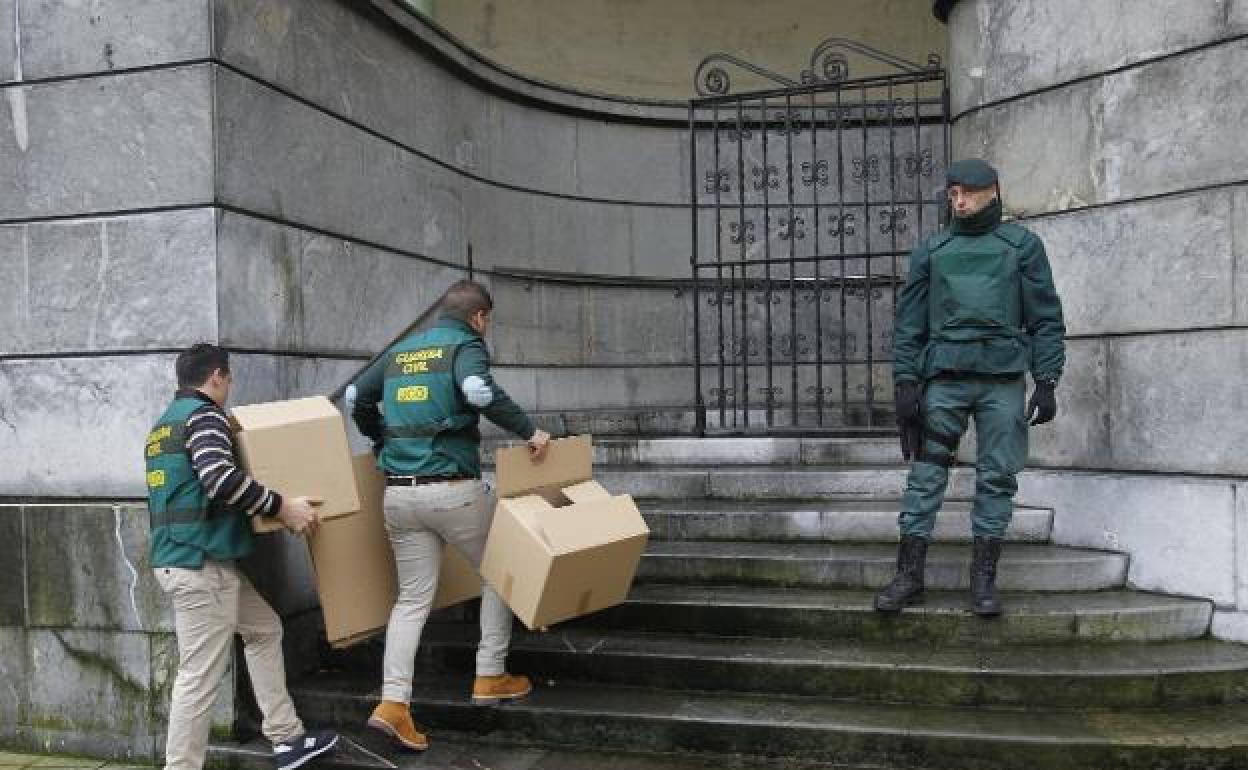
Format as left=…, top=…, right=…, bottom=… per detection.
left=386, top=474, right=475, bottom=487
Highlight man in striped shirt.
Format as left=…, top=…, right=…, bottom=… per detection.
left=146, top=344, right=337, bottom=770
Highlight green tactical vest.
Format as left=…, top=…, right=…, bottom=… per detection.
left=921, top=223, right=1030, bottom=377
left=380, top=323, right=481, bottom=477
left=145, top=396, right=254, bottom=568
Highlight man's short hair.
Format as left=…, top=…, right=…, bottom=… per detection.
left=176, top=343, right=230, bottom=388
left=440, top=280, right=494, bottom=322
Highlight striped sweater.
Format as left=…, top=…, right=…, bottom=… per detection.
left=179, top=389, right=282, bottom=517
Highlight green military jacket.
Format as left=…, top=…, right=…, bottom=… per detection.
left=352, top=316, right=536, bottom=478
left=893, top=199, right=1066, bottom=385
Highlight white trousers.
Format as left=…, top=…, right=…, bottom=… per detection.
left=155, top=560, right=303, bottom=770
left=380, top=480, right=513, bottom=703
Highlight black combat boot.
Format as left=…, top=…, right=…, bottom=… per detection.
left=970, top=536, right=1004, bottom=616
left=874, top=534, right=928, bottom=613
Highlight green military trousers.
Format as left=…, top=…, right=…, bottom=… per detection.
left=899, top=376, right=1028, bottom=539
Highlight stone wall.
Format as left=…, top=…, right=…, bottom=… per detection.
left=0, top=0, right=707, bottom=756
left=946, top=0, right=1248, bottom=639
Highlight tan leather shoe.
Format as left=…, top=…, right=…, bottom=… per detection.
left=471, top=673, right=533, bottom=704
left=366, top=700, right=428, bottom=751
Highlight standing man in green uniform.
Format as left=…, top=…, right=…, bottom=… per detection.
left=874, top=159, right=1066, bottom=617
left=351, top=279, right=550, bottom=752
left=145, top=344, right=339, bottom=770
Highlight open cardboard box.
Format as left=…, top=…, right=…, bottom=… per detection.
left=308, top=453, right=483, bottom=648
left=480, top=434, right=649, bottom=630
left=230, top=396, right=359, bottom=534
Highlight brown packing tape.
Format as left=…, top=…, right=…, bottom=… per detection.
left=576, top=589, right=593, bottom=617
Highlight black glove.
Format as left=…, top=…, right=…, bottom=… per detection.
left=1027, top=381, right=1057, bottom=426
left=895, top=381, right=922, bottom=461
left=895, top=381, right=921, bottom=423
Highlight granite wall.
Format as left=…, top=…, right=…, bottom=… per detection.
left=945, top=0, right=1248, bottom=639
left=0, top=0, right=705, bottom=756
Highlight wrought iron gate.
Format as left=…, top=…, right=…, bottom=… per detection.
left=689, top=40, right=949, bottom=435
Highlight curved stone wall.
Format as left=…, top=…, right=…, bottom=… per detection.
left=945, top=0, right=1248, bottom=638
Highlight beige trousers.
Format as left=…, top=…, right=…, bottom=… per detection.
left=155, top=560, right=303, bottom=770
left=381, top=479, right=513, bottom=703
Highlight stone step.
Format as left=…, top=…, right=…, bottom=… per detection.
left=637, top=542, right=1127, bottom=591
left=480, top=407, right=897, bottom=438
left=209, top=733, right=887, bottom=770
left=284, top=674, right=1248, bottom=770
left=482, top=436, right=903, bottom=466
left=378, top=626, right=1248, bottom=710
left=571, top=584, right=1212, bottom=645
left=577, top=465, right=974, bottom=500
left=640, top=499, right=1052, bottom=543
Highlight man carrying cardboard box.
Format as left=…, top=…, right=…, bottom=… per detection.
left=352, top=280, right=551, bottom=752
left=144, top=344, right=338, bottom=770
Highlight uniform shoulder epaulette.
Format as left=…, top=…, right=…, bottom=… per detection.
left=992, top=222, right=1032, bottom=248
left=926, top=231, right=956, bottom=252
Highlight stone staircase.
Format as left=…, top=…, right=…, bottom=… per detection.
left=212, top=437, right=1248, bottom=770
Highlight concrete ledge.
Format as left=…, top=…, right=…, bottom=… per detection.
left=1019, top=469, right=1238, bottom=607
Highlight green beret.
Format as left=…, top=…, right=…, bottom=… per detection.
left=946, top=159, right=998, bottom=189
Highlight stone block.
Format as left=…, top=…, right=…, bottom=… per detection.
left=483, top=101, right=578, bottom=198
left=1237, top=481, right=1248, bottom=610
left=0, top=628, right=28, bottom=728
left=957, top=40, right=1248, bottom=215
left=1235, top=186, right=1248, bottom=324
left=528, top=365, right=694, bottom=411
left=1027, top=338, right=1111, bottom=469
left=0, top=506, right=24, bottom=625
left=19, top=0, right=211, bottom=80
left=0, top=3, right=14, bottom=83
left=1107, top=329, right=1248, bottom=475
left=25, top=629, right=157, bottom=758
left=1029, top=190, right=1235, bottom=336
left=949, top=0, right=1248, bottom=114
left=0, top=209, right=218, bottom=355
left=952, top=78, right=1102, bottom=217
left=0, top=354, right=175, bottom=498
left=215, top=211, right=462, bottom=355
left=575, top=119, right=686, bottom=204
left=1020, top=469, right=1236, bottom=605
left=0, top=65, right=213, bottom=219
left=1100, top=40, right=1248, bottom=205
left=213, top=65, right=467, bottom=266
left=227, top=354, right=364, bottom=407
left=24, top=504, right=169, bottom=632
left=1212, top=610, right=1248, bottom=643
left=213, top=0, right=466, bottom=166
left=488, top=280, right=692, bottom=366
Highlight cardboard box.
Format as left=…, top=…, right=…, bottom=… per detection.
left=480, top=435, right=649, bottom=630
left=230, top=396, right=359, bottom=534
left=308, top=454, right=483, bottom=648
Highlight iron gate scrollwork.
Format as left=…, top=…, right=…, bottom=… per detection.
left=689, top=39, right=950, bottom=435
